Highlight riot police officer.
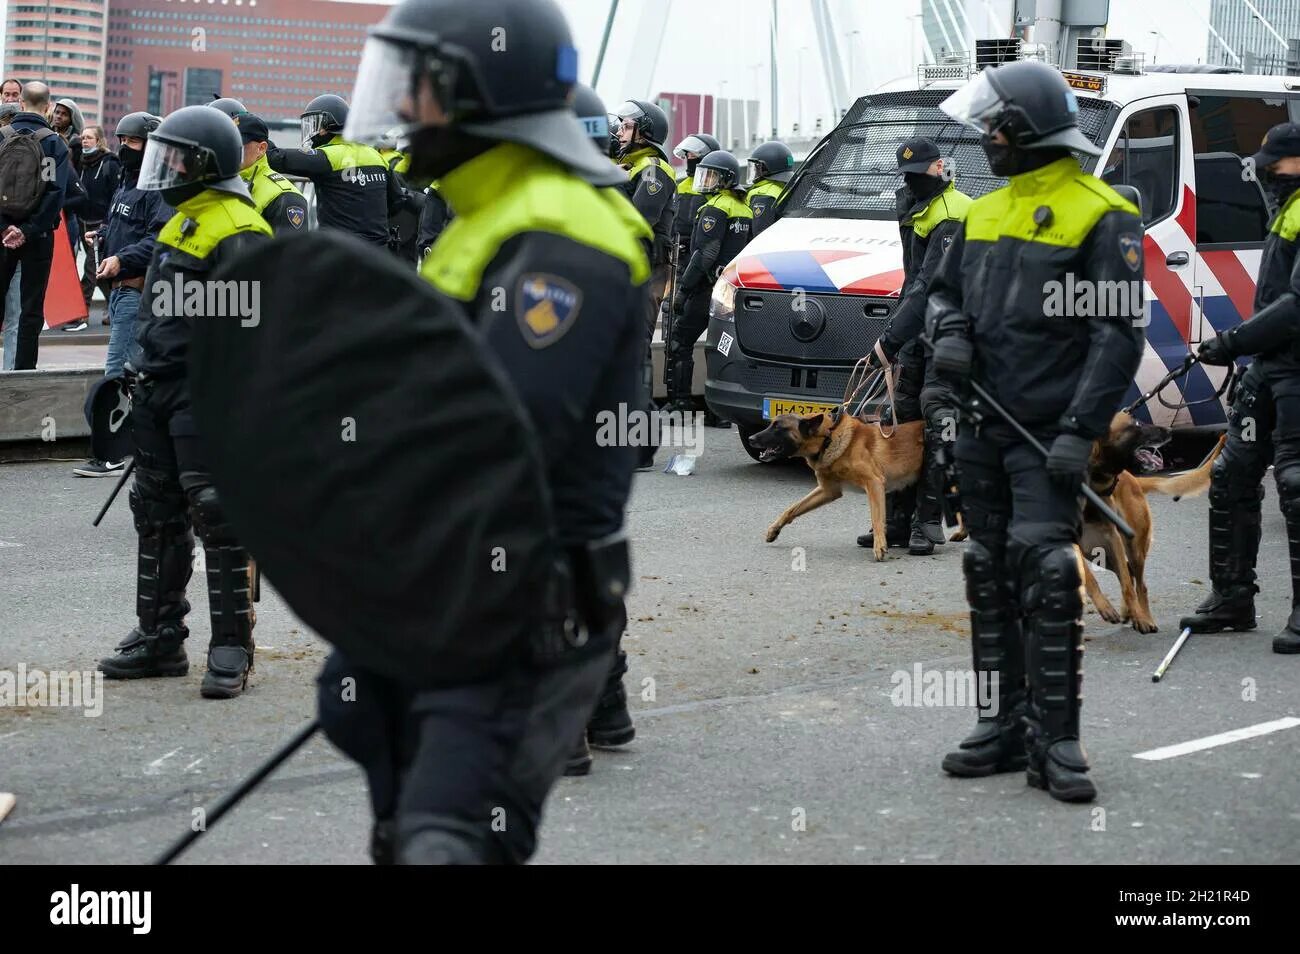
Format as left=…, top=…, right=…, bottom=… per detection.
left=235, top=114, right=308, bottom=234
left=265, top=94, right=405, bottom=246
left=331, top=0, right=650, bottom=863
left=671, top=132, right=720, bottom=267
left=744, top=139, right=794, bottom=237
left=666, top=149, right=752, bottom=413
left=1184, top=122, right=1300, bottom=654
left=208, top=97, right=248, bottom=121
left=859, top=137, right=971, bottom=556
left=96, top=105, right=273, bottom=698
left=928, top=61, right=1145, bottom=802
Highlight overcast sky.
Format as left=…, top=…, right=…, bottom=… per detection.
left=1, top=0, right=1220, bottom=135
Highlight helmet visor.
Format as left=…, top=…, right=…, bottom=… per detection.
left=614, top=101, right=647, bottom=125
left=745, top=159, right=766, bottom=187
left=137, top=138, right=197, bottom=192
left=343, top=36, right=461, bottom=147
left=693, top=165, right=724, bottom=193
left=674, top=135, right=710, bottom=160
left=301, top=112, right=334, bottom=147
left=939, top=72, right=1006, bottom=134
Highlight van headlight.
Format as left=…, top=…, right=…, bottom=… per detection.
left=710, top=278, right=736, bottom=322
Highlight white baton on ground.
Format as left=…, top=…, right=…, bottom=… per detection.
left=0, top=792, right=15, bottom=825
left=1152, top=626, right=1193, bottom=683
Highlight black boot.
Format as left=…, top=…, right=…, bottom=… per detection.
left=98, top=622, right=190, bottom=678
left=564, top=735, right=592, bottom=776
left=1022, top=545, right=1095, bottom=803
left=100, top=500, right=194, bottom=679
left=942, top=540, right=1027, bottom=777
left=200, top=543, right=256, bottom=699
left=1275, top=488, right=1300, bottom=653
left=587, top=649, right=635, bottom=747
left=1179, top=475, right=1261, bottom=633
left=858, top=485, right=916, bottom=549
left=908, top=521, right=935, bottom=555
left=913, top=412, right=949, bottom=547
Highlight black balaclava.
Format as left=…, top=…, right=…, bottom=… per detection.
left=982, top=135, right=1070, bottom=177
left=118, top=144, right=143, bottom=176
left=1264, top=168, right=1300, bottom=206
left=903, top=170, right=947, bottom=203
left=161, top=182, right=205, bottom=206
left=406, top=126, right=497, bottom=183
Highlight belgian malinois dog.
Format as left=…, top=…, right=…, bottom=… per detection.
left=1080, top=412, right=1224, bottom=634
left=750, top=409, right=925, bottom=561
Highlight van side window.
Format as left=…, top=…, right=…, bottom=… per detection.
left=1189, top=94, right=1289, bottom=246
left=1101, top=106, right=1178, bottom=227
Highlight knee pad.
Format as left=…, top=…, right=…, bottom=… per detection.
left=1023, top=545, right=1083, bottom=619
left=184, top=482, right=237, bottom=544
left=1210, top=453, right=1266, bottom=509
left=962, top=539, right=1006, bottom=611
left=1277, top=466, right=1300, bottom=519
left=128, top=480, right=188, bottom=538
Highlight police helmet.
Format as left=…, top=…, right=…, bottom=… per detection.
left=137, top=105, right=251, bottom=202
left=115, top=111, right=162, bottom=141
left=674, top=132, right=719, bottom=160
left=343, top=0, right=622, bottom=187
left=571, top=83, right=614, bottom=156
left=302, top=94, right=349, bottom=147
left=693, top=149, right=742, bottom=194
left=612, top=98, right=670, bottom=161
left=940, top=60, right=1100, bottom=155
left=747, top=140, right=794, bottom=184
left=209, top=97, right=249, bottom=121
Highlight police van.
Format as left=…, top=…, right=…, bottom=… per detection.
left=704, top=55, right=1300, bottom=461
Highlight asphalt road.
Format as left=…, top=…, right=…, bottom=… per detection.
left=1, top=426, right=1298, bottom=864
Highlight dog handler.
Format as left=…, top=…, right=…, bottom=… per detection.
left=1186, top=122, right=1300, bottom=654
left=927, top=61, right=1145, bottom=802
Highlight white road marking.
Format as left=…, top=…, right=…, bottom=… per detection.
left=144, top=748, right=182, bottom=775
left=1133, top=717, right=1300, bottom=761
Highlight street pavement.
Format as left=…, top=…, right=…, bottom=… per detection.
left=1, top=424, right=1297, bottom=864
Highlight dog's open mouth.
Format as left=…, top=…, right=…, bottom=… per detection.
left=1134, top=446, right=1164, bottom=473
left=758, top=446, right=783, bottom=462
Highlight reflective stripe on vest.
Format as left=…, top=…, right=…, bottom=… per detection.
left=625, top=149, right=675, bottom=183
left=745, top=178, right=784, bottom=207
left=421, top=142, right=651, bottom=302
left=158, top=190, right=272, bottom=261
left=910, top=182, right=973, bottom=239
left=702, top=189, right=754, bottom=221
left=319, top=138, right=389, bottom=174
left=241, top=156, right=304, bottom=214
left=1271, top=189, right=1300, bottom=243
left=964, top=157, right=1139, bottom=248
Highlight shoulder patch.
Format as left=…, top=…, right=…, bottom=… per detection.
left=301, top=147, right=317, bottom=156
left=753, top=202, right=765, bottom=216
left=644, top=169, right=663, bottom=195
left=516, top=274, right=583, bottom=348
left=1119, top=233, right=1143, bottom=272
left=286, top=206, right=306, bottom=229
left=701, top=213, right=717, bottom=233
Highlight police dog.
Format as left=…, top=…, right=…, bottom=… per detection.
left=751, top=409, right=925, bottom=561
left=1080, top=412, right=1224, bottom=634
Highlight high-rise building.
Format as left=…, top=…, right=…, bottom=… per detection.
left=3, top=0, right=109, bottom=125
left=1208, top=0, right=1300, bottom=73
left=103, top=0, right=390, bottom=138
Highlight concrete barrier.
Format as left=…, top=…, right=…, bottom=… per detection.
left=0, top=368, right=100, bottom=459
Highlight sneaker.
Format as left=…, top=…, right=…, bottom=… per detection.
left=63, top=320, right=89, bottom=332
left=73, top=458, right=125, bottom=478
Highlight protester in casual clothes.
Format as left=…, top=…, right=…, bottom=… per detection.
left=77, top=126, right=120, bottom=312
left=50, top=99, right=85, bottom=175
left=51, top=99, right=88, bottom=330
left=0, top=102, right=18, bottom=370
left=0, top=82, right=74, bottom=370
left=72, top=112, right=170, bottom=476
left=0, top=79, right=20, bottom=105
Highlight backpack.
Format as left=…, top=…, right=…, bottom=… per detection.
left=0, top=125, right=57, bottom=219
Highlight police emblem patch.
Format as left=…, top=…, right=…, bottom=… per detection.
left=902, top=147, right=913, bottom=160
left=754, top=204, right=765, bottom=216
left=701, top=215, right=716, bottom=233
left=1119, top=233, right=1142, bottom=273
left=645, top=172, right=662, bottom=195
left=286, top=206, right=306, bottom=229
left=516, top=274, right=582, bottom=349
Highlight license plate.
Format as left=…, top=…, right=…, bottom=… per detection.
left=762, top=398, right=839, bottom=420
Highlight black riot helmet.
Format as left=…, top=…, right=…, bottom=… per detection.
left=747, top=139, right=794, bottom=184
left=209, top=96, right=249, bottom=121
left=301, top=94, right=349, bottom=147
left=941, top=60, right=1100, bottom=156
left=673, top=131, right=718, bottom=160
left=693, top=149, right=742, bottom=194
left=612, top=98, right=670, bottom=162
left=571, top=83, right=613, bottom=156
left=115, top=111, right=161, bottom=141
left=343, top=0, right=622, bottom=186
left=136, top=104, right=251, bottom=205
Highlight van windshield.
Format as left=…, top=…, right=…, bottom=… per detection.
left=781, top=87, right=1120, bottom=219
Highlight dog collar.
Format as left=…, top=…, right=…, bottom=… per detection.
left=813, top=407, right=846, bottom=464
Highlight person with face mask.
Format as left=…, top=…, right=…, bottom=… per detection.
left=265, top=93, right=407, bottom=246
left=857, top=138, right=971, bottom=557
left=670, top=132, right=719, bottom=268
left=76, top=125, right=121, bottom=311
left=1184, top=122, right=1300, bottom=654
left=926, top=60, right=1145, bottom=803
left=324, top=0, right=649, bottom=863
left=95, top=105, right=272, bottom=700
left=666, top=149, right=752, bottom=414
left=744, top=139, right=794, bottom=237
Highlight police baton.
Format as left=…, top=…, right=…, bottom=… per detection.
left=92, top=458, right=135, bottom=527
left=154, top=719, right=319, bottom=865
left=963, top=378, right=1136, bottom=540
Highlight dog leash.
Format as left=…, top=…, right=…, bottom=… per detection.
left=1122, top=355, right=1237, bottom=416
left=841, top=341, right=899, bottom=438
